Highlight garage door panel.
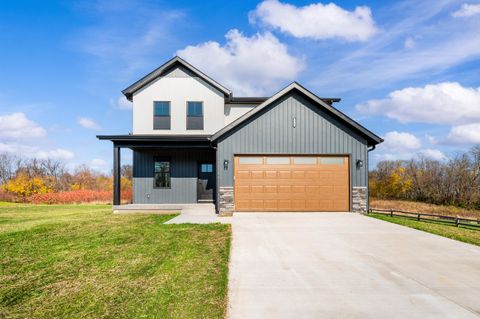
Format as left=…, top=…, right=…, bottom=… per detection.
left=235, top=155, right=349, bottom=212
left=278, top=185, right=291, bottom=193
left=278, top=200, right=292, bottom=210
left=251, top=171, right=264, bottom=179
left=278, top=171, right=291, bottom=179
left=265, top=171, right=277, bottom=178
left=264, top=200, right=278, bottom=210
left=306, top=185, right=319, bottom=194
left=237, top=171, right=250, bottom=179
left=236, top=185, right=250, bottom=194
left=292, top=185, right=305, bottom=193
left=292, top=170, right=305, bottom=179
left=251, top=185, right=264, bottom=193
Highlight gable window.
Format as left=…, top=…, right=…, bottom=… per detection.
left=187, top=101, right=203, bottom=130
left=154, top=159, right=171, bottom=188
left=153, top=101, right=170, bottom=130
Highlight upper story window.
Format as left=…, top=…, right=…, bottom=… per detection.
left=187, top=101, right=204, bottom=130
left=153, top=101, right=170, bottom=130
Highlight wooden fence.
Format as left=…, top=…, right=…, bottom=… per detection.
left=368, top=208, right=480, bottom=230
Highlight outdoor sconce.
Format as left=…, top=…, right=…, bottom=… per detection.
left=223, top=159, right=229, bottom=170
left=356, top=159, right=364, bottom=168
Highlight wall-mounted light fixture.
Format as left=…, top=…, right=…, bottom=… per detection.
left=292, top=116, right=297, bottom=128
left=356, top=159, right=364, bottom=168
left=223, top=159, right=229, bottom=170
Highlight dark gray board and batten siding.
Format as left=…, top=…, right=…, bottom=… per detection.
left=216, top=92, right=369, bottom=201
left=133, top=149, right=215, bottom=204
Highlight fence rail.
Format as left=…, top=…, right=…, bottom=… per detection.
left=368, top=207, right=480, bottom=229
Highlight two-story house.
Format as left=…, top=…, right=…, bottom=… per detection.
left=98, top=56, right=383, bottom=214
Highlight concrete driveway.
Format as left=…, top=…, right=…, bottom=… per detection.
left=227, top=213, right=480, bottom=319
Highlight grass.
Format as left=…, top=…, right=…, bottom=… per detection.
left=368, top=213, right=480, bottom=246
left=0, top=203, right=231, bottom=319
left=370, top=198, right=480, bottom=219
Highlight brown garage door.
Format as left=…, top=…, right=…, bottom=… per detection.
left=234, top=155, right=349, bottom=212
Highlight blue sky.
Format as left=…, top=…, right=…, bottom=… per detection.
left=1, top=0, right=479, bottom=172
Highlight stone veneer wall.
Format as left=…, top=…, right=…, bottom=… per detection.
left=352, top=186, right=367, bottom=213
left=218, top=186, right=234, bottom=215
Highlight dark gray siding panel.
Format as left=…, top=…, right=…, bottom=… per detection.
left=133, top=149, right=214, bottom=204
left=216, top=92, right=369, bottom=189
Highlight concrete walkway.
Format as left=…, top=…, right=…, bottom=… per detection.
left=164, top=203, right=230, bottom=224
left=227, top=213, right=480, bottom=319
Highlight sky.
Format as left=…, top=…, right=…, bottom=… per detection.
left=0, top=0, right=479, bottom=172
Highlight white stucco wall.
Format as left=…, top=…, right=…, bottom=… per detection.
left=224, top=104, right=256, bottom=125
left=132, top=67, right=226, bottom=135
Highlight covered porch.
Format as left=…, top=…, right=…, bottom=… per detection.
left=97, top=135, right=216, bottom=207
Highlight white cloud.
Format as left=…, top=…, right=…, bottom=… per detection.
left=418, top=149, right=447, bottom=161
left=35, top=149, right=75, bottom=160
left=250, top=0, right=377, bottom=41
left=447, top=123, right=480, bottom=144
left=452, top=3, right=480, bottom=17
left=76, top=3, right=185, bottom=77
left=404, top=37, right=415, bottom=49
left=110, top=95, right=132, bottom=110
left=0, top=112, right=46, bottom=140
left=0, top=112, right=74, bottom=161
left=91, top=158, right=109, bottom=172
left=177, top=29, right=305, bottom=96
left=78, top=117, right=102, bottom=130
left=381, top=131, right=422, bottom=151
left=0, top=143, right=74, bottom=160
left=425, top=134, right=438, bottom=145
left=313, top=1, right=480, bottom=91
left=357, top=82, right=480, bottom=125
left=373, top=131, right=447, bottom=162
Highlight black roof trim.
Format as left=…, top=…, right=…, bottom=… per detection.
left=227, top=97, right=268, bottom=104
left=226, top=96, right=340, bottom=105
left=97, top=134, right=211, bottom=142
left=122, top=56, right=231, bottom=101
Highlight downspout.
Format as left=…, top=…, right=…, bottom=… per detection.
left=366, top=145, right=376, bottom=212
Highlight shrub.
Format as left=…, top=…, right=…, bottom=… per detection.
left=2, top=172, right=51, bottom=200
left=29, top=189, right=132, bottom=204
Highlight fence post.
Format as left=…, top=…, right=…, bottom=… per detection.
left=390, top=209, right=393, bottom=217
left=455, top=217, right=459, bottom=227
left=417, top=214, right=420, bottom=221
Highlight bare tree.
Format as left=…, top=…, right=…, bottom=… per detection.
left=0, top=153, right=21, bottom=185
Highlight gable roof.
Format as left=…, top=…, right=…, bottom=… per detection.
left=122, top=56, right=232, bottom=101
left=211, top=82, right=383, bottom=146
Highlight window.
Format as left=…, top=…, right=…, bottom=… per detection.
left=238, top=157, right=263, bottom=165
left=266, top=157, right=290, bottom=165
left=154, top=159, right=170, bottom=188
left=153, top=101, right=170, bottom=130
left=320, top=157, right=344, bottom=165
left=293, top=157, right=317, bottom=165
left=187, top=101, right=203, bottom=130
left=201, top=163, right=213, bottom=173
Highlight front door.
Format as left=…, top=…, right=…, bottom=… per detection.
left=197, top=162, right=215, bottom=202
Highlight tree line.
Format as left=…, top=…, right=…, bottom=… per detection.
left=0, top=153, right=132, bottom=202
left=369, top=146, right=480, bottom=209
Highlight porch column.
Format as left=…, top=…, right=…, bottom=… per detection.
left=113, top=145, right=121, bottom=205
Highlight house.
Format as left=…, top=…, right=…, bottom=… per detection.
left=97, top=56, right=383, bottom=214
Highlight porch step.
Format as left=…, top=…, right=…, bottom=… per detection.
left=197, top=199, right=214, bottom=203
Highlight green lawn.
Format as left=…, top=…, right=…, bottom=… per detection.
left=0, top=203, right=231, bottom=319
left=368, top=213, right=480, bottom=246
